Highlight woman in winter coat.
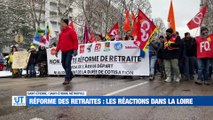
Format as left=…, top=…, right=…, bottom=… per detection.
left=28, top=45, right=37, bottom=77
left=8, top=46, right=19, bottom=77
left=37, top=46, right=48, bottom=77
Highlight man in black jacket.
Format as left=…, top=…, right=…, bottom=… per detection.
left=157, top=36, right=166, bottom=79
left=163, top=28, right=181, bottom=83
left=183, top=32, right=196, bottom=80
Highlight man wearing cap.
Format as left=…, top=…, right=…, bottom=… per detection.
left=56, top=19, right=78, bottom=85
left=195, top=27, right=213, bottom=85
left=163, top=28, right=181, bottom=83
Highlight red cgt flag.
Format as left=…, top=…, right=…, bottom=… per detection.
left=106, top=22, right=119, bottom=40
left=187, top=4, right=208, bottom=30
left=134, top=9, right=157, bottom=51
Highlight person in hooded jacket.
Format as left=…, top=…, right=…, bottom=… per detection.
left=28, top=45, right=37, bottom=77
left=55, top=19, right=78, bottom=85
left=37, top=46, right=48, bottom=77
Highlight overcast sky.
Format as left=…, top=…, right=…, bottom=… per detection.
left=149, top=0, right=200, bottom=37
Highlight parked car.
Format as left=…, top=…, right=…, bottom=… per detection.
left=0, top=53, right=5, bottom=71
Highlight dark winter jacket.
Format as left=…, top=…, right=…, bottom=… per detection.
left=183, top=37, right=196, bottom=57
left=28, top=50, right=37, bottom=65
left=157, top=42, right=164, bottom=59
left=37, top=47, right=47, bottom=63
left=179, top=38, right=184, bottom=59
left=163, top=35, right=181, bottom=59
left=149, top=40, right=160, bottom=57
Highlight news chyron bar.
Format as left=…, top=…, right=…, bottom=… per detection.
left=12, top=91, right=213, bottom=106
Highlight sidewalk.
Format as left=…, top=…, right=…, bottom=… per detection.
left=0, top=70, right=27, bottom=78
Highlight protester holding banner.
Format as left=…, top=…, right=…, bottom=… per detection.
left=163, top=28, right=181, bottom=83
left=194, top=27, right=213, bottom=85
left=182, top=32, right=196, bottom=81
left=110, top=34, right=115, bottom=41
left=8, top=46, right=19, bottom=78
left=56, top=19, right=78, bottom=85
left=123, top=31, right=134, bottom=41
left=96, top=34, right=105, bottom=42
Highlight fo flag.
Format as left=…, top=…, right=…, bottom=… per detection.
left=134, top=9, right=157, bottom=53
left=187, top=4, right=208, bottom=30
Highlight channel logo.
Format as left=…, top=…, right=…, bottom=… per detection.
left=12, top=96, right=26, bottom=106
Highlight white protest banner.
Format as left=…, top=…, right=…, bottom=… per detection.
left=12, top=51, right=31, bottom=69
left=47, top=41, right=149, bottom=76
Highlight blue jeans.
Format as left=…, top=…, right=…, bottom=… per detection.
left=29, top=64, right=36, bottom=76
left=61, top=50, right=74, bottom=81
left=149, top=56, right=157, bottom=76
left=197, top=58, right=210, bottom=81
left=184, top=56, right=196, bottom=79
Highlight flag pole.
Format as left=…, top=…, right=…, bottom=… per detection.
left=195, top=27, right=200, bottom=37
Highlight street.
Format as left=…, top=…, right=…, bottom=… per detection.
left=0, top=76, right=213, bottom=120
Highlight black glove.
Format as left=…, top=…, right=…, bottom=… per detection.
left=73, top=50, right=78, bottom=56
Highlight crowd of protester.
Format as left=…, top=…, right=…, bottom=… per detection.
left=149, top=27, right=213, bottom=86
left=6, top=44, right=48, bottom=78
left=2, top=18, right=213, bottom=86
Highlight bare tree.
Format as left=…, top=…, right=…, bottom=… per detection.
left=112, top=0, right=152, bottom=36
left=56, top=0, right=75, bottom=19
left=154, top=18, right=166, bottom=35
left=74, top=0, right=152, bottom=35
left=203, top=0, right=213, bottom=33
left=0, top=0, right=34, bottom=48
left=27, top=0, right=46, bottom=29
